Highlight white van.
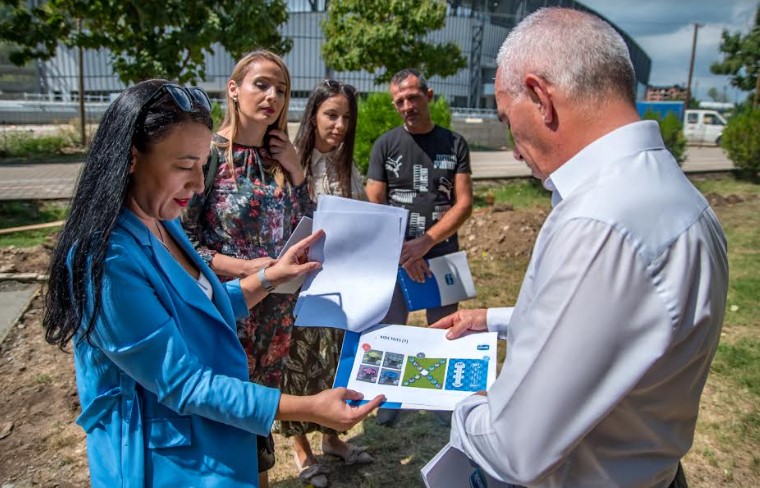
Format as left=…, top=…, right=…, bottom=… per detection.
left=683, top=109, right=727, bottom=145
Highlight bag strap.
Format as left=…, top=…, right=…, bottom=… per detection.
left=202, top=147, right=219, bottom=205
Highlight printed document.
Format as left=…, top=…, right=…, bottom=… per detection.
left=334, top=324, right=498, bottom=410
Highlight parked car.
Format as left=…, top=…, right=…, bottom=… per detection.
left=683, top=109, right=727, bottom=146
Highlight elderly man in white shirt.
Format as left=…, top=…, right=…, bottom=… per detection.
left=431, top=7, right=728, bottom=488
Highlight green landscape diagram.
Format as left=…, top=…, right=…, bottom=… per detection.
left=402, top=357, right=447, bottom=389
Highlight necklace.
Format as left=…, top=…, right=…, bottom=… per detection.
left=154, top=220, right=169, bottom=250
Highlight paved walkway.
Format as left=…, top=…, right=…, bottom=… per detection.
left=0, top=146, right=735, bottom=201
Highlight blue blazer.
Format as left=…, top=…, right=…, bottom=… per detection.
left=72, top=209, right=281, bottom=487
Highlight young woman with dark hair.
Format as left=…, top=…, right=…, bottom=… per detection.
left=280, top=80, right=370, bottom=488
left=43, top=79, right=382, bottom=487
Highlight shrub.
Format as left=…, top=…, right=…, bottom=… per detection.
left=354, top=92, right=451, bottom=174
left=721, top=109, right=760, bottom=178
left=210, top=101, right=225, bottom=131
left=642, top=109, right=687, bottom=165
left=0, top=130, right=79, bottom=158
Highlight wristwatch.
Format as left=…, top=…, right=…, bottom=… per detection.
left=257, top=267, right=276, bottom=293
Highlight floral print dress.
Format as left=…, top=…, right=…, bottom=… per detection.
left=278, top=149, right=366, bottom=438
left=183, top=134, right=312, bottom=388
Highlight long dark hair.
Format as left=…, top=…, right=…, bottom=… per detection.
left=43, top=79, right=212, bottom=349
left=294, top=80, right=358, bottom=198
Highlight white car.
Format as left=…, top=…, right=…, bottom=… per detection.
left=683, top=109, right=727, bottom=145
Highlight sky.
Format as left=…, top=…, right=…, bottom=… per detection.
left=580, top=0, right=758, bottom=103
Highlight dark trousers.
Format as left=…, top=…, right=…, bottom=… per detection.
left=504, top=462, right=687, bottom=488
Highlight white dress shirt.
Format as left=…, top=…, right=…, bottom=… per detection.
left=310, top=148, right=366, bottom=200
left=451, top=121, right=728, bottom=487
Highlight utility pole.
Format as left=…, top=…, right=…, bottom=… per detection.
left=77, top=18, right=86, bottom=147
left=685, top=22, right=703, bottom=109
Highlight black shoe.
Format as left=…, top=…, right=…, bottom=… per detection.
left=375, top=408, right=401, bottom=427
left=434, top=410, right=452, bottom=427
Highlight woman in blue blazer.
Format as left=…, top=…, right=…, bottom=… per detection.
left=42, top=80, right=383, bottom=487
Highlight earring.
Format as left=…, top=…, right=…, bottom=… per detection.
left=232, top=96, right=239, bottom=107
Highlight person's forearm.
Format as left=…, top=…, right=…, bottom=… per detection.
left=275, top=393, right=316, bottom=423
left=424, top=200, right=473, bottom=245
left=210, top=253, right=248, bottom=278
left=365, top=179, right=388, bottom=204
left=238, top=266, right=290, bottom=309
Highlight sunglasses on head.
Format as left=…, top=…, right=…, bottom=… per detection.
left=322, top=79, right=357, bottom=95
left=139, top=83, right=211, bottom=118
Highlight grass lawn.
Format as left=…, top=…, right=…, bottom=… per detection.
left=268, top=174, right=759, bottom=487
left=0, top=200, right=66, bottom=247
left=0, top=175, right=756, bottom=486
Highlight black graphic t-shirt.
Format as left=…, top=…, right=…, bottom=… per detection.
left=368, top=125, right=471, bottom=257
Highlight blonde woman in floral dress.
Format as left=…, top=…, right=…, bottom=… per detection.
left=279, top=80, right=370, bottom=488
left=182, top=50, right=310, bottom=488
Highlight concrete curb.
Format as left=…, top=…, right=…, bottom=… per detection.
left=0, top=284, right=40, bottom=347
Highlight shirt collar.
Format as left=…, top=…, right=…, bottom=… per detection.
left=546, top=120, right=665, bottom=206
left=312, top=147, right=338, bottom=161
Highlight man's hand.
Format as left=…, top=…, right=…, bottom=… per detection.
left=402, top=257, right=431, bottom=283
left=400, top=235, right=434, bottom=267
left=429, top=309, right=488, bottom=339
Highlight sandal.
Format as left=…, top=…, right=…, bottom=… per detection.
left=293, top=452, right=330, bottom=487
left=322, top=444, right=374, bottom=465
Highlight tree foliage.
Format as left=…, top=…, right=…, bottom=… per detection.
left=710, top=7, right=760, bottom=106
left=0, top=0, right=291, bottom=85
left=721, top=109, right=760, bottom=179
left=354, top=91, right=451, bottom=174
left=321, top=0, right=467, bottom=84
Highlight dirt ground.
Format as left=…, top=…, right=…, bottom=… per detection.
left=0, top=204, right=544, bottom=487
left=0, top=193, right=752, bottom=486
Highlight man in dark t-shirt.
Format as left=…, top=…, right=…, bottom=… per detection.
left=367, top=69, right=473, bottom=427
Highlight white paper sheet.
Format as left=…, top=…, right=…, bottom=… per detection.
left=421, top=443, right=510, bottom=488
left=294, top=210, right=404, bottom=331
left=271, top=216, right=313, bottom=294
left=316, top=194, right=409, bottom=235
left=334, top=324, right=498, bottom=410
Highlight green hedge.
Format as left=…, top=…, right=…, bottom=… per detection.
left=354, top=92, right=451, bottom=174
left=721, top=109, right=760, bottom=178
left=0, top=131, right=79, bottom=158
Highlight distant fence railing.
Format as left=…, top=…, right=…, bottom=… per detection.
left=0, top=98, right=499, bottom=126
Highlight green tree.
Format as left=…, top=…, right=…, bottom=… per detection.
left=354, top=92, right=451, bottom=174
left=710, top=7, right=760, bottom=108
left=707, top=86, right=729, bottom=103
left=721, top=109, right=760, bottom=179
left=0, top=0, right=291, bottom=85
left=642, top=109, right=687, bottom=165
left=321, top=0, right=467, bottom=84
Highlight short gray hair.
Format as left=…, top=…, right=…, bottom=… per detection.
left=496, top=8, right=635, bottom=104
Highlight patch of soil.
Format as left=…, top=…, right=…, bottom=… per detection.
left=459, top=205, right=548, bottom=260
left=0, top=242, right=52, bottom=275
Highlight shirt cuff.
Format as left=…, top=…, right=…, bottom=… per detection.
left=450, top=394, right=489, bottom=451
left=225, top=278, right=251, bottom=320
left=486, top=307, right=514, bottom=338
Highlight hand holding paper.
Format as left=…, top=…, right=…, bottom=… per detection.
left=266, top=229, right=324, bottom=288
left=429, top=308, right=488, bottom=340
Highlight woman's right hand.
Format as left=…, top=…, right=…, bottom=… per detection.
left=265, top=229, right=325, bottom=287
